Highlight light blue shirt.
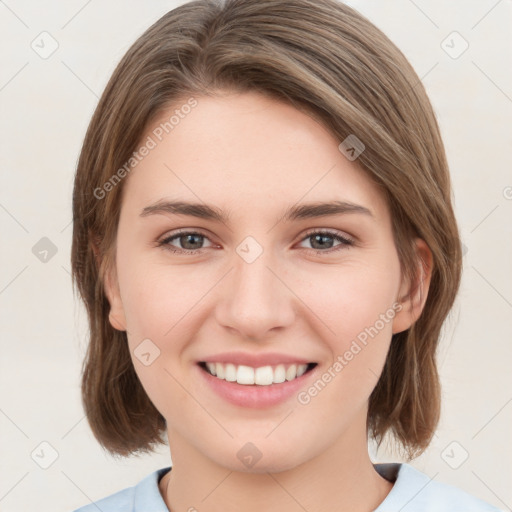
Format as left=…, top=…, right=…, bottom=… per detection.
left=72, top=463, right=504, bottom=511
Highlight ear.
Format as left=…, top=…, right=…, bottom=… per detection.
left=392, top=238, right=433, bottom=334
left=104, top=264, right=127, bottom=332
left=90, top=238, right=127, bottom=332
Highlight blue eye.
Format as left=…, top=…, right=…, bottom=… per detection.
left=158, top=229, right=354, bottom=255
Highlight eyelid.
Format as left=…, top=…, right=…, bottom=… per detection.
left=300, top=227, right=355, bottom=246
left=158, top=227, right=355, bottom=254
left=158, top=228, right=215, bottom=249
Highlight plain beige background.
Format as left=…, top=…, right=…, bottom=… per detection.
left=1, top=1, right=511, bottom=511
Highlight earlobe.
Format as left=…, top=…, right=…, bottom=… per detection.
left=108, top=309, right=127, bottom=332
left=392, top=238, right=433, bottom=334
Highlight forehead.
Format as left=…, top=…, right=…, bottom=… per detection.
left=120, top=91, right=388, bottom=223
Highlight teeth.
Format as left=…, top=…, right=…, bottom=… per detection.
left=255, top=366, right=273, bottom=386
left=225, top=363, right=237, bottom=382
left=274, top=364, right=286, bottom=383
left=204, top=362, right=310, bottom=385
left=215, top=362, right=225, bottom=379
left=296, top=364, right=308, bottom=377
left=237, top=365, right=255, bottom=385
left=286, top=364, right=297, bottom=381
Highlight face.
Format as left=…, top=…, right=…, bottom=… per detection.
left=105, top=90, right=430, bottom=473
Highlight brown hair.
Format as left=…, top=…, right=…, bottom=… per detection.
left=71, top=0, right=462, bottom=459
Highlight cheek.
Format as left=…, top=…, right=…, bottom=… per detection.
left=298, top=258, right=401, bottom=343
left=116, top=257, right=211, bottom=409
left=117, top=252, right=205, bottom=338
left=117, top=261, right=195, bottom=414
left=296, top=258, right=401, bottom=400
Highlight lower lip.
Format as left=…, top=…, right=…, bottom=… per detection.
left=197, top=364, right=316, bottom=409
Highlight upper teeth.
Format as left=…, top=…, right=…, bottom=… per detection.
left=205, top=362, right=309, bottom=386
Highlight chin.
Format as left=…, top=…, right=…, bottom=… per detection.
left=210, top=442, right=310, bottom=475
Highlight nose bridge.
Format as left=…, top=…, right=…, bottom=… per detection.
left=216, top=238, right=295, bottom=339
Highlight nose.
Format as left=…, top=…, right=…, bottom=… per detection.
left=215, top=247, right=296, bottom=341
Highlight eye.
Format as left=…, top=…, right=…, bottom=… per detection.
left=158, top=230, right=213, bottom=254
left=157, top=228, right=354, bottom=255
left=297, top=229, right=354, bottom=253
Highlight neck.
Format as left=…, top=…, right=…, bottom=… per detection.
left=159, top=420, right=393, bottom=512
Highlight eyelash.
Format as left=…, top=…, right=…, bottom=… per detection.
left=157, top=228, right=354, bottom=255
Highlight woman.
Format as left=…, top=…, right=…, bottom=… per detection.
left=70, top=0, right=502, bottom=510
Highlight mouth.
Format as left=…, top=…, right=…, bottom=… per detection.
left=198, top=361, right=318, bottom=386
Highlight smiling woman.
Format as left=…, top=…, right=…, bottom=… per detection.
left=69, top=1, right=500, bottom=511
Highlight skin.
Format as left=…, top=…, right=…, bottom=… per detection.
left=104, top=90, right=432, bottom=512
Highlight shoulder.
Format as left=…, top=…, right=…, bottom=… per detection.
left=375, top=463, right=504, bottom=512
left=71, top=467, right=171, bottom=512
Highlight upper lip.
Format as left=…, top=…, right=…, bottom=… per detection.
left=198, top=352, right=315, bottom=367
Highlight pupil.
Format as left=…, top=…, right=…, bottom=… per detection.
left=312, top=234, right=333, bottom=249
left=183, top=234, right=202, bottom=249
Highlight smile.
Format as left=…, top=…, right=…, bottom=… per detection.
left=199, top=362, right=317, bottom=386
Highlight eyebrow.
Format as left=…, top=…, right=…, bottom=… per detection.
left=140, top=199, right=373, bottom=223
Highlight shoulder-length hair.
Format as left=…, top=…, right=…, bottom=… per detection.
left=71, top=0, right=462, bottom=459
